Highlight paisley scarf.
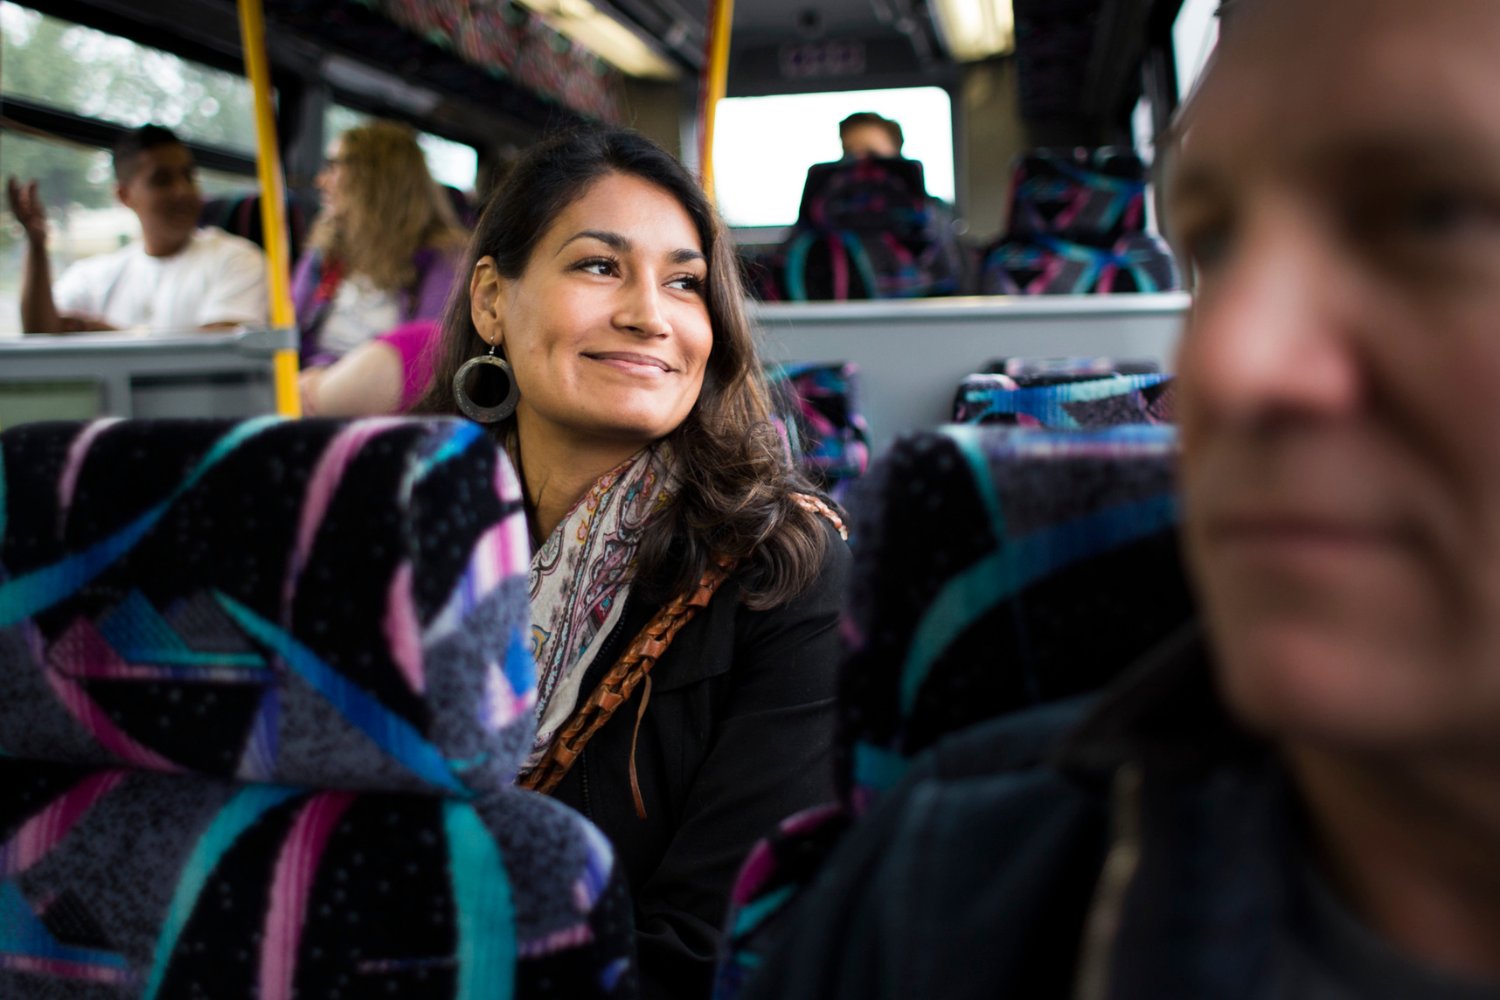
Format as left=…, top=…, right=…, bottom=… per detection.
left=520, top=440, right=678, bottom=771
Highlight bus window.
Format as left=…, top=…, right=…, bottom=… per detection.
left=0, top=130, right=251, bottom=335
left=0, top=2, right=260, bottom=154
left=712, top=86, right=955, bottom=231
left=1174, top=0, right=1220, bottom=100
left=323, top=104, right=480, bottom=194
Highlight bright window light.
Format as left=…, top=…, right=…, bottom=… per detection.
left=325, top=105, right=479, bottom=193
left=712, top=86, right=955, bottom=230
left=1174, top=0, right=1220, bottom=101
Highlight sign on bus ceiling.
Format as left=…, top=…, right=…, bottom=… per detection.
left=778, top=40, right=867, bottom=79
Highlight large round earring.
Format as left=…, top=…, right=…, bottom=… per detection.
left=453, top=340, right=519, bottom=423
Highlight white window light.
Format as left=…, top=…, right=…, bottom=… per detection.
left=512, top=0, right=680, bottom=80
left=930, top=0, right=1015, bottom=62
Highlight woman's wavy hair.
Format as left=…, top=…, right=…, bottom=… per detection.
left=417, top=127, right=830, bottom=609
left=309, top=120, right=467, bottom=293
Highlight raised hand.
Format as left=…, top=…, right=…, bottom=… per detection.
left=6, top=177, right=49, bottom=245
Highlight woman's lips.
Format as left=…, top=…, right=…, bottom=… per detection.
left=585, top=352, right=674, bottom=375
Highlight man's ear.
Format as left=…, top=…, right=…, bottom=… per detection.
left=470, top=256, right=508, bottom=348
left=115, top=180, right=132, bottom=210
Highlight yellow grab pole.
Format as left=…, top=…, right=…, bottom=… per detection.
left=237, top=0, right=300, bottom=417
left=699, top=0, right=734, bottom=202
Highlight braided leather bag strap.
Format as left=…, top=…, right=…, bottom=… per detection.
left=519, top=554, right=737, bottom=797
left=517, top=492, right=844, bottom=800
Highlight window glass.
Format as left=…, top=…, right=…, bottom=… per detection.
left=1174, top=0, right=1220, bottom=101
left=323, top=105, right=480, bottom=193
left=712, top=86, right=956, bottom=230
left=1, top=2, right=261, bottom=153
left=0, top=131, right=247, bottom=334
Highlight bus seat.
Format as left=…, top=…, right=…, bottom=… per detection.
left=770, top=157, right=968, bottom=301
left=765, top=362, right=871, bottom=505
left=199, top=190, right=315, bottom=264
left=980, top=148, right=1181, bottom=294
left=953, top=371, right=1176, bottom=426
left=0, top=417, right=636, bottom=998
left=716, top=424, right=1192, bottom=998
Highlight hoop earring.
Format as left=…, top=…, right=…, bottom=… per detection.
left=453, top=340, right=519, bottom=423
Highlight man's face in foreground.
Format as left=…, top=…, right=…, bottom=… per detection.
left=1170, top=0, right=1500, bottom=756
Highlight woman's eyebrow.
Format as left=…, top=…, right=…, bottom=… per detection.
left=556, top=229, right=629, bottom=255
left=556, top=230, right=705, bottom=265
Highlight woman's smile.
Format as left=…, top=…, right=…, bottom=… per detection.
left=584, top=350, right=677, bottom=376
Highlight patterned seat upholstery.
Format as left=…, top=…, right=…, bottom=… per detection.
left=979, top=148, right=1181, bottom=295
left=0, top=417, right=636, bottom=998
left=764, top=362, right=871, bottom=505
left=952, top=371, right=1176, bottom=427
left=716, top=424, right=1192, bottom=997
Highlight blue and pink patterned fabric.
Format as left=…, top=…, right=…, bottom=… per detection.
left=765, top=363, right=871, bottom=505
left=715, top=424, right=1194, bottom=998
left=0, top=417, right=636, bottom=998
left=952, top=371, right=1176, bottom=427
left=768, top=157, right=967, bottom=301
left=980, top=148, right=1181, bottom=295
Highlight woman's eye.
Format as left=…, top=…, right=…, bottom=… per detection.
left=576, top=257, right=618, bottom=276
left=667, top=274, right=705, bottom=293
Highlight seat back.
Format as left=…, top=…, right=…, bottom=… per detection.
left=717, top=424, right=1192, bottom=997
left=773, top=157, right=966, bottom=301
left=980, top=148, right=1181, bottom=295
left=199, top=191, right=314, bottom=264
left=0, top=417, right=636, bottom=998
left=953, top=372, right=1176, bottom=427
left=764, top=362, right=871, bottom=505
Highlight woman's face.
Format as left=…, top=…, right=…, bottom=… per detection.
left=471, top=172, right=713, bottom=461
left=316, top=139, right=348, bottom=217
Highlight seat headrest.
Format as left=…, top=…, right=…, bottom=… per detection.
left=838, top=424, right=1193, bottom=809
left=0, top=417, right=536, bottom=797
left=953, top=372, right=1177, bottom=427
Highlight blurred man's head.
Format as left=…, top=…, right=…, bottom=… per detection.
left=1167, top=0, right=1500, bottom=757
left=113, top=125, right=201, bottom=254
left=839, top=112, right=903, bottom=159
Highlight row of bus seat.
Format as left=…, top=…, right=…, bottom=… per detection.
left=767, top=355, right=1174, bottom=507
left=0, top=404, right=1188, bottom=997
left=749, top=147, right=1181, bottom=301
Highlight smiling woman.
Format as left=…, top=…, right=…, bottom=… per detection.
left=417, top=127, right=850, bottom=1000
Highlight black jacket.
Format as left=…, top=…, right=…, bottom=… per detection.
left=741, top=625, right=1309, bottom=1000
left=550, top=518, right=850, bottom=1000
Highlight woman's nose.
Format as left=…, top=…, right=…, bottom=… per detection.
left=615, top=277, right=671, bottom=338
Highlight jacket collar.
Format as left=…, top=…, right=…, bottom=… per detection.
left=1054, top=621, right=1266, bottom=783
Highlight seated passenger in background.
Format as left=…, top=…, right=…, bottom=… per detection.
left=417, top=127, right=850, bottom=999
left=293, top=119, right=467, bottom=366
left=6, top=125, right=268, bottom=333
left=299, top=318, right=436, bottom=416
left=838, top=111, right=903, bottom=160
left=743, top=0, right=1500, bottom=996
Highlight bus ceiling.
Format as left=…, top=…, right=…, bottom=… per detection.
left=15, top=0, right=1184, bottom=146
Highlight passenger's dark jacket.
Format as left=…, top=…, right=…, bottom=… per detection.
left=741, top=625, right=1308, bottom=1000
left=551, top=518, right=850, bottom=1000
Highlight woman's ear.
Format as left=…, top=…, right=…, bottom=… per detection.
left=470, top=256, right=506, bottom=348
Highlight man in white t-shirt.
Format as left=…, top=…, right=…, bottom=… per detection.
left=6, top=125, right=269, bottom=334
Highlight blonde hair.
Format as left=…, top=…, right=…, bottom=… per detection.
left=310, top=120, right=468, bottom=293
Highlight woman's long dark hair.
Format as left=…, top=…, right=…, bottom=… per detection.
left=416, top=127, right=829, bottom=609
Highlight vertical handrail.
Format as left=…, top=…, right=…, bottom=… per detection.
left=698, top=0, right=734, bottom=201
left=237, top=0, right=301, bottom=417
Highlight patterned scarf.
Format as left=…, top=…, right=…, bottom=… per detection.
left=521, top=440, right=678, bottom=770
